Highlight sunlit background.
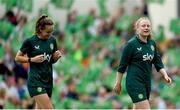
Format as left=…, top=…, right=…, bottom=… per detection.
left=0, top=0, right=179, bottom=109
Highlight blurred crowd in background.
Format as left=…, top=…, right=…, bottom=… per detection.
left=0, top=0, right=179, bottom=109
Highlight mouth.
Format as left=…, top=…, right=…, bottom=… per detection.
left=143, top=30, right=149, bottom=33
left=143, top=30, right=150, bottom=34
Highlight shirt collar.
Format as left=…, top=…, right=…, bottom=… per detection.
left=135, top=34, right=149, bottom=44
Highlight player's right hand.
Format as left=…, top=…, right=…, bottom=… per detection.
left=31, top=54, right=44, bottom=63
left=113, top=82, right=122, bottom=95
left=164, top=75, right=172, bottom=84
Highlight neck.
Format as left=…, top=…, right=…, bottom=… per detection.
left=37, top=33, right=45, bottom=39
left=138, top=34, right=147, bottom=43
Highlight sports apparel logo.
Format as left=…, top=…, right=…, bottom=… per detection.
left=137, top=47, right=142, bottom=51
left=138, top=94, right=143, bottom=99
left=34, top=45, right=40, bottom=49
left=151, top=45, right=154, bottom=51
left=37, top=87, right=42, bottom=92
left=143, top=53, right=154, bottom=61
left=50, top=43, right=54, bottom=50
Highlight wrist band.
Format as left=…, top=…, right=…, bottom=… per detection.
left=28, top=57, right=31, bottom=63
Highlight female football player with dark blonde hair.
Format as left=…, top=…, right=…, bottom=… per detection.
left=15, top=15, right=62, bottom=109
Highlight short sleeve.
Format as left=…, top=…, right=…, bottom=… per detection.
left=117, top=43, right=134, bottom=73
left=20, top=39, right=30, bottom=54
left=50, top=37, right=58, bottom=64
left=152, top=41, right=164, bottom=72
left=53, top=37, right=58, bottom=53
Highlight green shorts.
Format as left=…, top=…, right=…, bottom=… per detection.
left=27, top=85, right=52, bottom=98
left=127, top=88, right=150, bottom=103
left=126, top=85, right=151, bottom=103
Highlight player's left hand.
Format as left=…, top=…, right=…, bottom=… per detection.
left=164, top=75, right=172, bottom=84
left=53, top=50, right=62, bottom=60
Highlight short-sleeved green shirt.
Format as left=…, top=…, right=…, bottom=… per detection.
left=20, top=35, right=57, bottom=88
left=118, top=34, right=164, bottom=86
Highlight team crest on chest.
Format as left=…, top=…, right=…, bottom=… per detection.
left=50, top=43, right=54, bottom=50
left=151, top=45, right=154, bottom=51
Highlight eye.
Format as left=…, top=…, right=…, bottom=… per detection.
left=46, top=31, right=53, bottom=34
left=141, top=24, right=150, bottom=28
left=141, top=24, right=146, bottom=28
left=47, top=32, right=51, bottom=34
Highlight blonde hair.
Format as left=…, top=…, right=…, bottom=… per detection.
left=134, top=17, right=152, bottom=40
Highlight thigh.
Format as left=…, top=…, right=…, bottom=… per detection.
left=134, top=99, right=150, bottom=109
left=33, top=94, right=53, bottom=109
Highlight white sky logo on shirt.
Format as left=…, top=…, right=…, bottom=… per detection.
left=143, top=53, right=154, bottom=61
left=34, top=45, right=40, bottom=49
left=137, top=47, right=142, bottom=51
left=43, top=53, right=52, bottom=62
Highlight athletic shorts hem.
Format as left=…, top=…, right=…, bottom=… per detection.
left=27, top=85, right=52, bottom=98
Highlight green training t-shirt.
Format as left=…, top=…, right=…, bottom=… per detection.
left=20, top=35, right=57, bottom=87
left=118, top=34, right=164, bottom=85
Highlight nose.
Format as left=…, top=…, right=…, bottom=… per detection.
left=144, top=26, right=148, bottom=29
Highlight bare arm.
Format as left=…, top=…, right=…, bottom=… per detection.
left=15, top=51, right=29, bottom=63
left=114, top=72, right=124, bottom=94
left=115, top=72, right=123, bottom=84
left=15, top=51, right=44, bottom=63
